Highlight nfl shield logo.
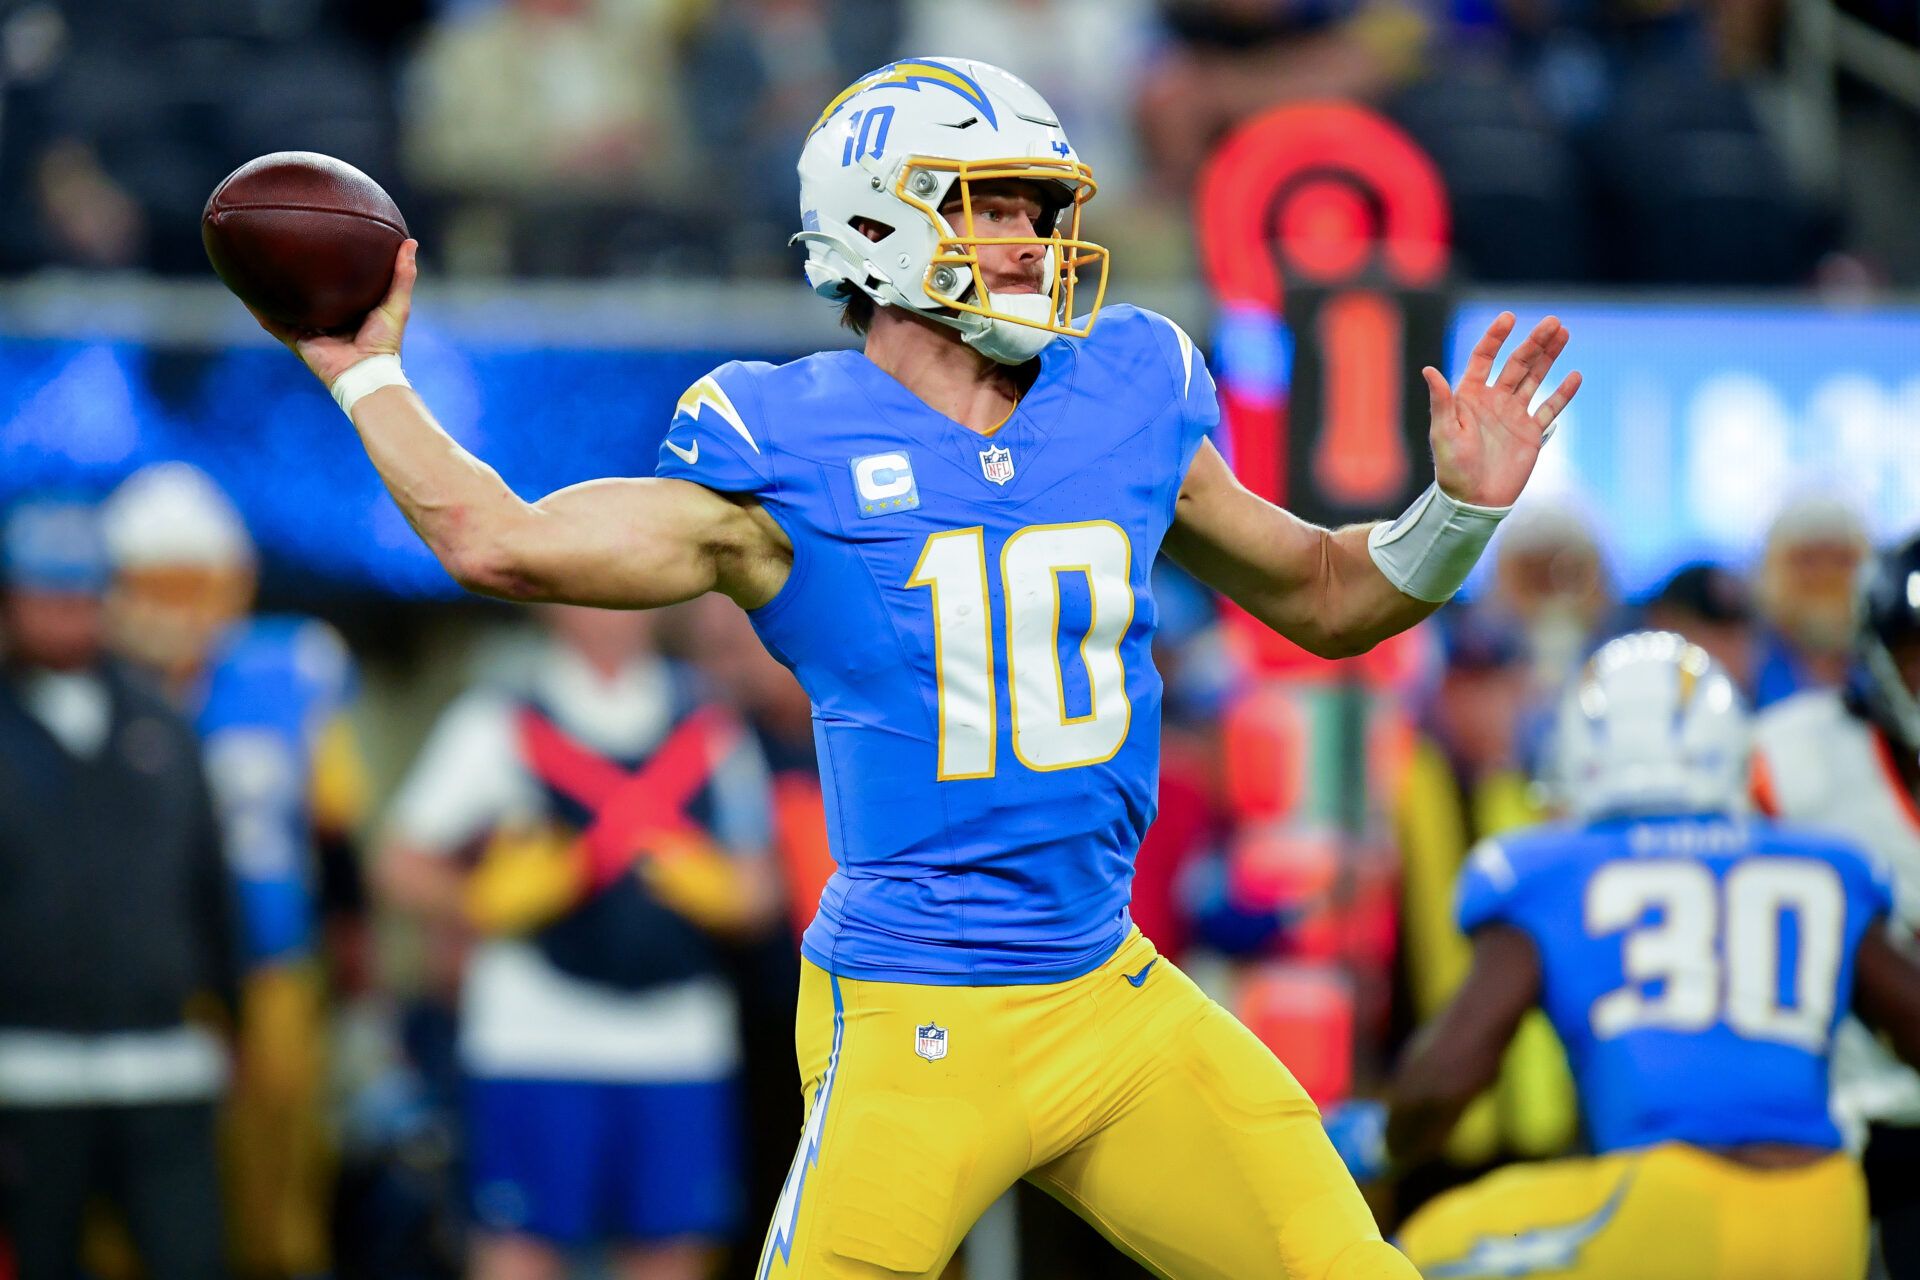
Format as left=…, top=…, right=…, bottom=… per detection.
left=914, top=1022, right=948, bottom=1063
left=979, top=445, right=1015, bottom=486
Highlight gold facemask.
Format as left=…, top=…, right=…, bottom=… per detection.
left=894, top=156, right=1109, bottom=338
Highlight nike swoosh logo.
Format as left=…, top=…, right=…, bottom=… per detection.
left=1124, top=959, right=1157, bottom=988
left=665, top=438, right=699, bottom=465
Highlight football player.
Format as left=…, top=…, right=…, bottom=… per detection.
left=1754, top=531, right=1920, bottom=1276
left=250, top=59, right=1578, bottom=1280
left=1328, top=631, right=1920, bottom=1279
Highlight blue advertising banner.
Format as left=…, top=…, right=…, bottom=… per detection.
left=0, top=331, right=741, bottom=595
left=5, top=297, right=1915, bottom=597
left=1450, top=300, right=1920, bottom=595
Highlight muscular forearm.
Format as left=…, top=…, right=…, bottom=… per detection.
left=262, top=243, right=789, bottom=612
left=1166, top=503, right=1439, bottom=659
left=1252, top=521, right=1442, bottom=659
left=1168, top=443, right=1465, bottom=659
left=1173, top=313, right=1578, bottom=656
left=349, top=387, right=764, bottom=609
left=350, top=386, right=538, bottom=598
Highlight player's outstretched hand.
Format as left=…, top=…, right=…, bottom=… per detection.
left=249, top=239, right=418, bottom=390
left=1425, top=311, right=1581, bottom=509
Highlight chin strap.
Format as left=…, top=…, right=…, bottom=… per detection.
left=957, top=292, right=1060, bottom=365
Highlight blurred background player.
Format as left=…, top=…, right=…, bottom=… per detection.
left=377, top=604, right=778, bottom=1280
left=1479, top=505, right=1621, bottom=778
left=0, top=496, right=240, bottom=1280
left=1639, top=561, right=1756, bottom=697
left=1483, top=505, right=1617, bottom=705
left=1330, top=631, right=1920, bottom=1279
left=1752, top=493, right=1872, bottom=709
left=98, top=463, right=370, bottom=1280
left=1754, top=530, right=1920, bottom=1278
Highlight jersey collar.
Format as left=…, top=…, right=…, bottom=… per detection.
left=841, top=339, right=1079, bottom=497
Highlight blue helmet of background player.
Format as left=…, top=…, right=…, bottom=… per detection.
left=1, top=497, right=110, bottom=596
left=0, top=496, right=111, bottom=672
left=1851, top=531, right=1920, bottom=755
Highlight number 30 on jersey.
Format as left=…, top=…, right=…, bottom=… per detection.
left=908, top=521, right=1134, bottom=780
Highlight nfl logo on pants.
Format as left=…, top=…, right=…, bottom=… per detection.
left=915, top=1021, right=948, bottom=1062
left=979, top=446, right=1015, bottom=486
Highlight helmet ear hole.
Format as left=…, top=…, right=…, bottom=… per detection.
left=850, top=216, right=895, bottom=243
left=1035, top=190, right=1070, bottom=237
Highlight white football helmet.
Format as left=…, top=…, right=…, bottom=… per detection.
left=1548, top=630, right=1751, bottom=820
left=794, top=57, right=1109, bottom=364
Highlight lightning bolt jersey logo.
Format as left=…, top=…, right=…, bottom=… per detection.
left=810, top=60, right=998, bottom=137
left=673, top=375, right=759, bottom=455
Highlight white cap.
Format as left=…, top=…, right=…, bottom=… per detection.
left=1764, top=492, right=1868, bottom=551
left=1498, top=502, right=1600, bottom=558
left=101, top=462, right=254, bottom=570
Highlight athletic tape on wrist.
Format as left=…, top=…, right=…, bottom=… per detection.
left=329, top=354, right=410, bottom=417
left=1366, top=483, right=1511, bottom=603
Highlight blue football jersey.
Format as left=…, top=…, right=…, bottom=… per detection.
left=654, top=305, right=1217, bottom=984
left=195, top=617, right=355, bottom=964
left=1458, top=814, right=1895, bottom=1153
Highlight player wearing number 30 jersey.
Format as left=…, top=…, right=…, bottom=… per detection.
left=1341, top=632, right=1920, bottom=1280
left=256, top=53, right=1582, bottom=1280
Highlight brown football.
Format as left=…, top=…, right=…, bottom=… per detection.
left=202, top=152, right=407, bottom=333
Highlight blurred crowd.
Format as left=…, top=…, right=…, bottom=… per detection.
left=0, top=0, right=1915, bottom=286
left=0, top=449, right=1898, bottom=1279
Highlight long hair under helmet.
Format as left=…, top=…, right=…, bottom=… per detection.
left=793, top=58, right=1109, bottom=365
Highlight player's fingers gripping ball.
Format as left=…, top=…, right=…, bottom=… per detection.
left=463, top=826, right=589, bottom=935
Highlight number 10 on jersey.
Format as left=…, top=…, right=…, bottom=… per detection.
left=908, top=521, right=1135, bottom=779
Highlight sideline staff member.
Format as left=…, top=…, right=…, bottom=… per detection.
left=0, top=497, right=239, bottom=1280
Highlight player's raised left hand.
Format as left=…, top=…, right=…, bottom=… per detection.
left=1424, top=312, right=1581, bottom=509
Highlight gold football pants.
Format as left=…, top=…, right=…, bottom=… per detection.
left=757, top=929, right=1415, bottom=1279
left=1399, top=1141, right=1867, bottom=1279
left=222, top=963, right=333, bottom=1278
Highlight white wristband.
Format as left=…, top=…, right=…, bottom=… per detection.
left=1366, top=483, right=1511, bottom=603
left=328, top=354, right=410, bottom=417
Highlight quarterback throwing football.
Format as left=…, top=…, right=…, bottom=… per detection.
left=257, top=59, right=1578, bottom=1280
